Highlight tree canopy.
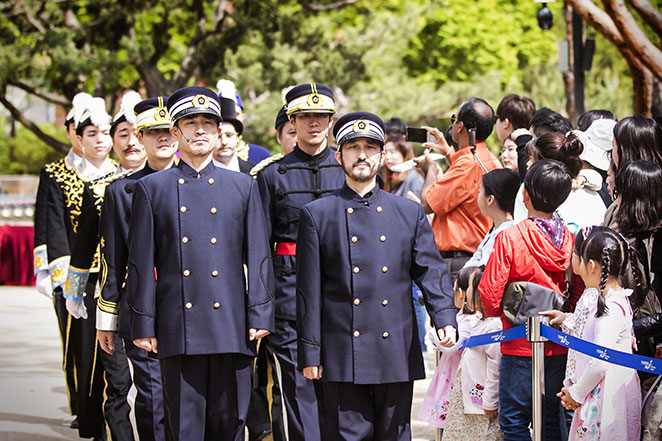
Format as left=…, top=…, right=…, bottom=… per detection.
left=0, top=0, right=651, bottom=171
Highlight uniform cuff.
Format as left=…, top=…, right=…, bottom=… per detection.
left=297, top=340, right=321, bottom=371
left=431, top=307, right=459, bottom=331
left=63, top=266, right=89, bottom=301
left=131, top=314, right=156, bottom=341
left=96, top=308, right=118, bottom=331
left=49, top=256, right=70, bottom=290
left=33, top=245, right=48, bottom=274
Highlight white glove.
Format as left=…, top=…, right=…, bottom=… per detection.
left=35, top=271, right=53, bottom=298
left=66, top=298, right=88, bottom=319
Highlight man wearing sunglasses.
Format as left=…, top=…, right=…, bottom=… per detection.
left=416, top=97, right=502, bottom=281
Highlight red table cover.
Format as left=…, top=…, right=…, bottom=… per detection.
left=0, top=225, right=35, bottom=286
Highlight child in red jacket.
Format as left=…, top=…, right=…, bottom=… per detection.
left=479, top=159, right=575, bottom=441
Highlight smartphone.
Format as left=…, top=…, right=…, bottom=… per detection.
left=406, top=127, right=435, bottom=143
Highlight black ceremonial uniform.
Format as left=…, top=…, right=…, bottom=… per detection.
left=255, top=145, right=345, bottom=439
left=33, top=151, right=80, bottom=419
left=127, top=160, right=275, bottom=441
left=296, top=184, right=457, bottom=440
left=45, top=159, right=118, bottom=439
left=67, top=167, right=135, bottom=441
left=98, top=164, right=165, bottom=441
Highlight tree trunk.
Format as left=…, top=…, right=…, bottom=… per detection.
left=630, top=61, right=654, bottom=116
left=563, top=1, right=576, bottom=122
left=652, top=77, right=662, bottom=117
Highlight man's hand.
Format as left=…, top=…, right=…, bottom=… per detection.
left=249, top=328, right=271, bottom=341
left=414, top=149, right=439, bottom=176
left=437, top=325, right=457, bottom=347
left=98, top=330, right=116, bottom=355
left=422, top=126, right=452, bottom=156
left=484, top=408, right=498, bottom=420
left=303, top=365, right=323, bottom=380
left=133, top=337, right=158, bottom=354
left=539, top=310, right=566, bottom=325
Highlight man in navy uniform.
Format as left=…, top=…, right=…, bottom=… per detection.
left=253, top=83, right=346, bottom=440
left=297, top=112, right=458, bottom=440
left=127, top=86, right=274, bottom=441
left=96, top=95, right=177, bottom=441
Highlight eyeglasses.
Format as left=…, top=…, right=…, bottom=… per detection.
left=450, top=114, right=456, bottom=125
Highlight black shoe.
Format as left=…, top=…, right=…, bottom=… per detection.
left=70, top=417, right=79, bottom=429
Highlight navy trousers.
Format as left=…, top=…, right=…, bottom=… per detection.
left=124, top=338, right=165, bottom=441
left=265, top=319, right=325, bottom=441
left=160, top=353, right=252, bottom=441
left=98, top=333, right=134, bottom=441
left=322, top=381, right=414, bottom=441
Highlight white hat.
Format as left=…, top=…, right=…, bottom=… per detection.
left=574, top=119, right=617, bottom=171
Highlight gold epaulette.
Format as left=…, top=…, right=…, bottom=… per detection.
left=249, top=154, right=284, bottom=179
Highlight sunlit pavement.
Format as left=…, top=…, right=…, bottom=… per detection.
left=0, top=286, right=436, bottom=441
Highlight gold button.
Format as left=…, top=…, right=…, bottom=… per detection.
left=183, top=269, right=190, bottom=276
left=210, top=237, right=217, bottom=244
left=178, top=178, right=185, bottom=184
left=382, top=299, right=388, bottom=306
left=182, top=237, right=189, bottom=244
left=211, top=270, right=218, bottom=277
left=382, top=331, right=389, bottom=338
left=210, top=207, right=217, bottom=214
left=347, top=207, right=354, bottom=214
left=353, top=298, right=360, bottom=306
left=380, top=235, right=386, bottom=242
left=180, top=206, right=187, bottom=213
left=353, top=266, right=360, bottom=274
left=353, top=330, right=360, bottom=338
left=351, top=236, right=358, bottom=243
left=213, top=302, right=220, bottom=309
left=208, top=178, right=214, bottom=184
left=185, top=302, right=192, bottom=309
left=376, top=206, right=383, bottom=213
left=382, top=266, right=388, bottom=273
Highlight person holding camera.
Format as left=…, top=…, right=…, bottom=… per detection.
left=416, top=97, right=501, bottom=281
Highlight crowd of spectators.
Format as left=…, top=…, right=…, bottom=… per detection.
left=384, top=94, right=662, bottom=440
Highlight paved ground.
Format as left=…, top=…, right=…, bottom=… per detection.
left=0, top=286, right=438, bottom=440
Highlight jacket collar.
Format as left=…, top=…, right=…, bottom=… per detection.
left=293, top=145, right=332, bottom=163
left=177, top=158, right=216, bottom=178
left=340, top=182, right=382, bottom=205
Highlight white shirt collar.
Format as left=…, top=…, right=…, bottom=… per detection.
left=83, top=158, right=116, bottom=180
left=212, top=155, right=240, bottom=173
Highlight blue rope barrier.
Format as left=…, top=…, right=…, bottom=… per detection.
left=540, top=324, right=662, bottom=374
left=458, top=325, right=526, bottom=349
left=454, top=322, right=662, bottom=374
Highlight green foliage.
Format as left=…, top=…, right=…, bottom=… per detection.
left=0, top=119, right=65, bottom=174
left=404, top=0, right=560, bottom=86
left=0, top=0, right=641, bottom=166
